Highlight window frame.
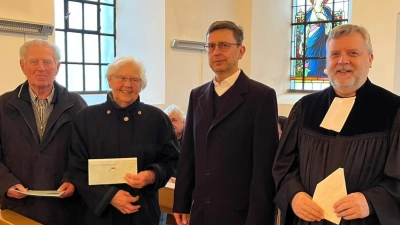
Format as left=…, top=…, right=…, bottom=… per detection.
left=55, top=0, right=116, bottom=94
left=290, top=0, right=349, bottom=92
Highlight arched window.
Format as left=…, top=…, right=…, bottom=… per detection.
left=291, top=0, right=349, bottom=91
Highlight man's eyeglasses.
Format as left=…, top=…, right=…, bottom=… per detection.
left=204, top=42, right=241, bottom=53
left=113, top=75, right=141, bottom=84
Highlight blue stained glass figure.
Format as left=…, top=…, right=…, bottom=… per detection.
left=305, top=0, right=332, bottom=77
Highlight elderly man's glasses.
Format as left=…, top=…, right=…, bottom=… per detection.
left=204, top=42, right=241, bottom=53
left=113, top=75, right=141, bottom=84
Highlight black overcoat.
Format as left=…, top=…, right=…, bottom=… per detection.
left=173, top=71, right=279, bottom=225
left=69, top=95, right=179, bottom=225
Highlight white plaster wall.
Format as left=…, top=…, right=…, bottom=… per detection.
left=251, top=0, right=291, bottom=96
left=0, top=0, right=54, bottom=94
left=394, top=13, right=400, bottom=95
left=159, top=0, right=250, bottom=111
left=116, top=0, right=165, bottom=104
left=351, top=0, right=400, bottom=92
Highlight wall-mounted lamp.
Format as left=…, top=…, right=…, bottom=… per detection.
left=171, top=39, right=206, bottom=51
left=0, top=18, right=54, bottom=35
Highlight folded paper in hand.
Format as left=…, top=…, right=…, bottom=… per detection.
left=313, top=167, right=347, bottom=225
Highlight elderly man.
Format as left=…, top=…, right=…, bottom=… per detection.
left=164, top=104, right=186, bottom=146
left=273, top=24, right=400, bottom=225
left=159, top=104, right=186, bottom=225
left=0, top=40, right=87, bottom=225
left=173, top=20, right=279, bottom=225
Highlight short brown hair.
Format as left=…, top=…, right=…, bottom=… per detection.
left=206, top=20, right=244, bottom=45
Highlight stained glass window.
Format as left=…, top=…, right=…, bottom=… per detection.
left=291, top=0, right=349, bottom=91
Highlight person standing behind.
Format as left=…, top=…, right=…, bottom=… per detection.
left=278, top=116, right=288, bottom=139
left=273, top=24, right=400, bottom=225
left=159, top=104, right=186, bottom=225
left=173, top=20, right=279, bottom=225
left=164, top=104, right=186, bottom=146
left=0, top=39, right=87, bottom=225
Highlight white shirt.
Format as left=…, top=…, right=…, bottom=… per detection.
left=213, top=69, right=241, bottom=96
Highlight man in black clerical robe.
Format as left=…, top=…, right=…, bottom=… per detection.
left=273, top=24, right=400, bottom=225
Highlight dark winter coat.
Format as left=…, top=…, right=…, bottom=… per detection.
left=0, top=81, right=87, bottom=225
left=69, top=95, right=179, bottom=225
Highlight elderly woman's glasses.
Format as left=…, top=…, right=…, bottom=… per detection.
left=113, top=75, right=141, bottom=84
left=204, top=42, right=241, bottom=53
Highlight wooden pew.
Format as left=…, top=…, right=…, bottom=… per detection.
left=159, top=182, right=177, bottom=225
left=0, top=210, right=42, bottom=225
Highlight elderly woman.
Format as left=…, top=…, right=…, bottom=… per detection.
left=69, top=56, right=179, bottom=225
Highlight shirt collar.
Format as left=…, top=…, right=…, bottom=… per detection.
left=29, top=86, right=55, bottom=103
left=213, top=69, right=241, bottom=88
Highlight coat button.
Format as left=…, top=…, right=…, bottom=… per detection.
left=205, top=170, right=210, bottom=175
left=205, top=198, right=210, bottom=203
left=124, top=117, right=129, bottom=121
left=107, top=110, right=111, bottom=114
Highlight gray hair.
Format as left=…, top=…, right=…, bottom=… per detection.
left=106, top=56, right=147, bottom=90
left=206, top=20, right=244, bottom=45
left=164, top=104, right=186, bottom=122
left=327, top=24, right=373, bottom=54
left=20, top=39, right=61, bottom=63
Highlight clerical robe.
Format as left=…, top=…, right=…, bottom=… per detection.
left=273, top=79, right=400, bottom=225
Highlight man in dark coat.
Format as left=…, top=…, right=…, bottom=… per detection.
left=273, top=24, right=400, bottom=225
left=0, top=40, right=87, bottom=225
left=173, top=20, right=279, bottom=225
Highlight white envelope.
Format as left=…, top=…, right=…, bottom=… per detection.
left=14, top=190, right=65, bottom=197
left=88, top=157, right=137, bottom=185
left=313, top=168, right=347, bottom=225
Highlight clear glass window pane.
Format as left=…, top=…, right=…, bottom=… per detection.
left=67, top=32, right=83, bottom=62
left=100, top=5, right=114, bottom=34
left=304, top=82, right=312, bottom=90
left=68, top=2, right=82, bottom=29
left=55, top=0, right=65, bottom=29
left=85, top=65, right=100, bottom=91
left=55, top=31, right=65, bottom=62
left=84, top=3, right=98, bottom=31
left=101, top=35, right=114, bottom=63
left=101, top=65, right=110, bottom=91
left=55, top=0, right=115, bottom=92
left=84, top=34, right=99, bottom=63
left=56, top=64, right=66, bottom=87
left=68, top=64, right=83, bottom=91
left=100, top=0, right=114, bottom=4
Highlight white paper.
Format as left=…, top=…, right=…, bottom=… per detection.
left=13, top=190, right=65, bottom=197
left=320, top=97, right=355, bottom=132
left=88, top=157, right=137, bottom=185
left=313, top=168, right=347, bottom=225
left=165, top=181, right=175, bottom=189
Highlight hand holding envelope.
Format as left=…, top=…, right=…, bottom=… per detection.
left=313, top=168, right=347, bottom=225
left=291, top=192, right=324, bottom=222
left=124, top=170, right=156, bottom=189
left=89, top=158, right=138, bottom=185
